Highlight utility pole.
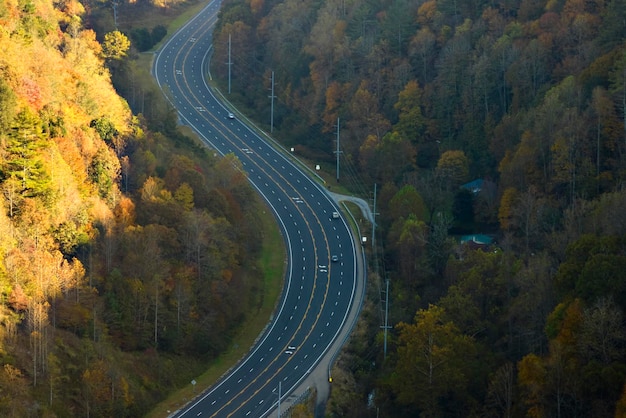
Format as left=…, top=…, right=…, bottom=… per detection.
left=372, top=184, right=390, bottom=359
left=227, top=34, right=232, bottom=94
left=382, top=279, right=391, bottom=359
left=269, top=71, right=276, bottom=133
left=334, top=118, right=342, bottom=181
left=372, top=183, right=377, bottom=249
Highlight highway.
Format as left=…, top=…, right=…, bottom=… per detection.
left=152, top=1, right=359, bottom=416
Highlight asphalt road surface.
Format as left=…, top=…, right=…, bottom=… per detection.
left=152, top=1, right=363, bottom=416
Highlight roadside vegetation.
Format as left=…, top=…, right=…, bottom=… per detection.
left=0, top=0, right=288, bottom=416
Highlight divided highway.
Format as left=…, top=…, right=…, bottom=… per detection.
left=152, top=1, right=360, bottom=416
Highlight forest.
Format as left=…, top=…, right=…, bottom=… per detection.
left=0, top=0, right=269, bottom=415
left=207, top=0, right=626, bottom=416
left=2, top=0, right=626, bottom=416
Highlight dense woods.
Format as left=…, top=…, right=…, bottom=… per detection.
left=3, top=0, right=626, bottom=415
left=0, top=0, right=267, bottom=415
left=210, top=0, right=626, bottom=416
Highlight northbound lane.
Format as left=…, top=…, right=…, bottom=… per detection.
left=152, top=1, right=360, bottom=417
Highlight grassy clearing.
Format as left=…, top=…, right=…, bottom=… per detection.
left=146, top=207, right=285, bottom=418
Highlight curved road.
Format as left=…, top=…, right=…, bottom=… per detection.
left=152, top=1, right=361, bottom=417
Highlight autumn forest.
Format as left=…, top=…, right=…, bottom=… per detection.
left=209, top=0, right=626, bottom=416
left=0, top=0, right=269, bottom=415
left=1, top=0, right=626, bottom=416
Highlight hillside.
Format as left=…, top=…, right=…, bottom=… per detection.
left=209, top=0, right=626, bottom=417
left=0, top=0, right=268, bottom=415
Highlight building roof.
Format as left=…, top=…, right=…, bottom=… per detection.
left=460, top=179, right=484, bottom=194
left=460, top=234, right=493, bottom=245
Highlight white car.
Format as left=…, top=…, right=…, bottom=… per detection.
left=228, top=112, right=235, bottom=119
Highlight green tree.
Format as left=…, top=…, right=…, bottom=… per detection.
left=2, top=109, right=50, bottom=198
left=598, top=0, right=626, bottom=50
left=436, top=150, right=469, bottom=189
left=394, top=80, right=426, bottom=142
left=0, top=77, right=17, bottom=130
left=389, top=215, right=429, bottom=285
left=427, top=211, right=454, bottom=275
left=174, top=182, right=194, bottom=211
left=88, top=146, right=120, bottom=203
left=556, top=235, right=626, bottom=308
left=441, top=249, right=511, bottom=339
left=90, top=116, right=118, bottom=143
left=151, top=25, right=167, bottom=45
left=388, top=184, right=428, bottom=222
left=391, top=304, right=475, bottom=417
left=360, top=131, right=416, bottom=184
left=129, top=28, right=152, bottom=52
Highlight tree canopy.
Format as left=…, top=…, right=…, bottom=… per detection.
left=0, top=0, right=267, bottom=415
left=208, top=0, right=626, bottom=415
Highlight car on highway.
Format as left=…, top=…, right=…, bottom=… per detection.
left=228, top=112, right=235, bottom=119
left=331, top=255, right=339, bottom=262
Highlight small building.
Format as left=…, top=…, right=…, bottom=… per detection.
left=460, top=234, right=493, bottom=245
left=460, top=179, right=484, bottom=194
left=456, top=234, right=495, bottom=258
